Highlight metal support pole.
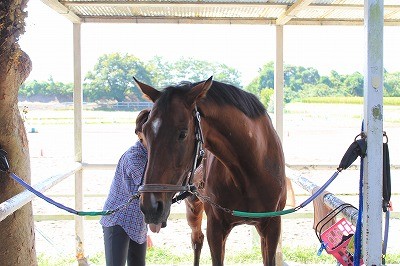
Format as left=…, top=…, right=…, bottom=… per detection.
left=363, top=0, right=383, bottom=265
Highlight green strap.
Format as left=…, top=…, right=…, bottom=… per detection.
left=76, top=195, right=140, bottom=216
left=232, top=207, right=296, bottom=218
left=76, top=211, right=113, bottom=216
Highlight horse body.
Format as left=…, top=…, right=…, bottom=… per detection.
left=189, top=103, right=286, bottom=265
left=135, top=77, right=286, bottom=266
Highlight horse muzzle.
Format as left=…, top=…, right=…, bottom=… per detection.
left=138, top=184, right=190, bottom=223
left=139, top=191, right=171, bottom=224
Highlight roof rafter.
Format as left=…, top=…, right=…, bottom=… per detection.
left=82, top=16, right=277, bottom=24
left=60, top=1, right=287, bottom=9
left=276, top=0, right=314, bottom=25
left=41, top=0, right=81, bottom=23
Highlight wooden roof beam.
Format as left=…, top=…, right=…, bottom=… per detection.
left=276, top=0, right=314, bottom=25
left=60, top=1, right=286, bottom=9
left=40, top=0, right=82, bottom=23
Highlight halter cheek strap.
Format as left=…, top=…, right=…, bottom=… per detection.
left=186, top=106, right=204, bottom=186
left=138, top=105, right=204, bottom=194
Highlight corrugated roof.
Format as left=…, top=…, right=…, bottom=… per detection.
left=41, top=0, right=400, bottom=25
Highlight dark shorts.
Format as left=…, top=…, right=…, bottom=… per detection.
left=103, top=225, right=147, bottom=266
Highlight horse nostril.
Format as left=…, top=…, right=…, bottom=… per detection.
left=156, top=200, right=164, bottom=215
left=141, top=193, right=164, bottom=217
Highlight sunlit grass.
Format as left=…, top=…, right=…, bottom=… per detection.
left=38, top=246, right=400, bottom=265
left=301, top=97, right=400, bottom=105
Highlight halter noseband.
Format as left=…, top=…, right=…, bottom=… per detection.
left=138, top=105, right=204, bottom=194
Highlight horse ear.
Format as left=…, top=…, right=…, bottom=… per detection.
left=187, top=76, right=213, bottom=105
left=133, top=77, right=161, bottom=102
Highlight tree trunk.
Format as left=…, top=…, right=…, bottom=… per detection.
left=0, top=0, right=37, bottom=265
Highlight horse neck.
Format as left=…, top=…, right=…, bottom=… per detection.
left=200, top=105, right=266, bottom=172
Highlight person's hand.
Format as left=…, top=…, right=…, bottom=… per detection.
left=149, top=223, right=162, bottom=233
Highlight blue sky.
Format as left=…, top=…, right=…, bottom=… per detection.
left=20, top=1, right=400, bottom=86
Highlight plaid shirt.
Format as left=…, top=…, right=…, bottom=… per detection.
left=100, top=141, right=148, bottom=244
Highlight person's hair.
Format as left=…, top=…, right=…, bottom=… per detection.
left=135, top=109, right=150, bottom=134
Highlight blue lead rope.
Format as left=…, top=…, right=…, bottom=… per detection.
left=233, top=170, right=341, bottom=218
left=353, top=154, right=363, bottom=266
left=353, top=122, right=364, bottom=266
left=298, top=170, right=340, bottom=208
left=0, top=148, right=138, bottom=216
left=9, top=172, right=138, bottom=216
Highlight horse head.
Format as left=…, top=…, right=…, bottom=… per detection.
left=133, top=76, right=213, bottom=224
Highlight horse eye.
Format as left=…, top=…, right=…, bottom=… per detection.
left=178, top=130, right=188, bottom=140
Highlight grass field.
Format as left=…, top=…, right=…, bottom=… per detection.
left=36, top=246, right=400, bottom=265
left=300, top=96, right=400, bottom=105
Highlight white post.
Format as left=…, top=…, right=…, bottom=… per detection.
left=363, top=0, right=383, bottom=265
left=274, top=25, right=284, bottom=142
left=274, top=24, right=284, bottom=266
left=73, top=22, right=86, bottom=263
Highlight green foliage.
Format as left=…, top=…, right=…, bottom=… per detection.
left=384, top=71, right=400, bottom=96
left=22, top=53, right=242, bottom=103
left=19, top=77, right=73, bottom=102
left=148, top=56, right=242, bottom=88
left=146, top=56, right=175, bottom=88
left=245, top=61, right=400, bottom=103
left=259, top=88, right=274, bottom=108
left=83, top=53, right=152, bottom=102
left=246, top=61, right=274, bottom=97
left=21, top=56, right=400, bottom=104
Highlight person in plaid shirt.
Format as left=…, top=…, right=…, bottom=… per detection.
left=100, top=109, right=154, bottom=266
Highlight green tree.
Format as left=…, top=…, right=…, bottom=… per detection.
left=246, top=62, right=321, bottom=102
left=284, top=65, right=319, bottom=93
left=299, top=83, right=332, bottom=98
left=343, top=72, right=364, bottom=96
left=146, top=56, right=174, bottom=88
left=84, top=53, right=152, bottom=102
left=20, top=80, right=42, bottom=98
left=246, top=62, right=274, bottom=97
left=384, top=71, right=400, bottom=96
left=301, top=67, right=320, bottom=84
left=259, top=88, right=274, bottom=108
left=147, top=56, right=242, bottom=89
left=19, top=77, right=73, bottom=102
left=167, top=57, right=242, bottom=88
left=328, top=70, right=342, bottom=87
left=319, top=75, right=333, bottom=87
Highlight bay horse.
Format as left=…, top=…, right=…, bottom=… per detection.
left=135, top=76, right=287, bottom=266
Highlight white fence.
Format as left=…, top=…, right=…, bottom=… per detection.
left=0, top=163, right=82, bottom=222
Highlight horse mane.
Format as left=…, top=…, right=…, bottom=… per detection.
left=199, top=80, right=266, bottom=118
left=158, top=80, right=266, bottom=119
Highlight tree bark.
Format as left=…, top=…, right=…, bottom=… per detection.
left=0, top=0, right=37, bottom=265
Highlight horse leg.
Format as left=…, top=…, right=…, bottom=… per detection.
left=185, top=195, right=204, bottom=266
left=206, top=216, right=231, bottom=266
left=256, top=217, right=282, bottom=266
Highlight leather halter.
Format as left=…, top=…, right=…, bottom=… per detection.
left=138, top=106, right=204, bottom=194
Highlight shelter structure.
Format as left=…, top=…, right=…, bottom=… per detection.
left=39, top=0, right=400, bottom=265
